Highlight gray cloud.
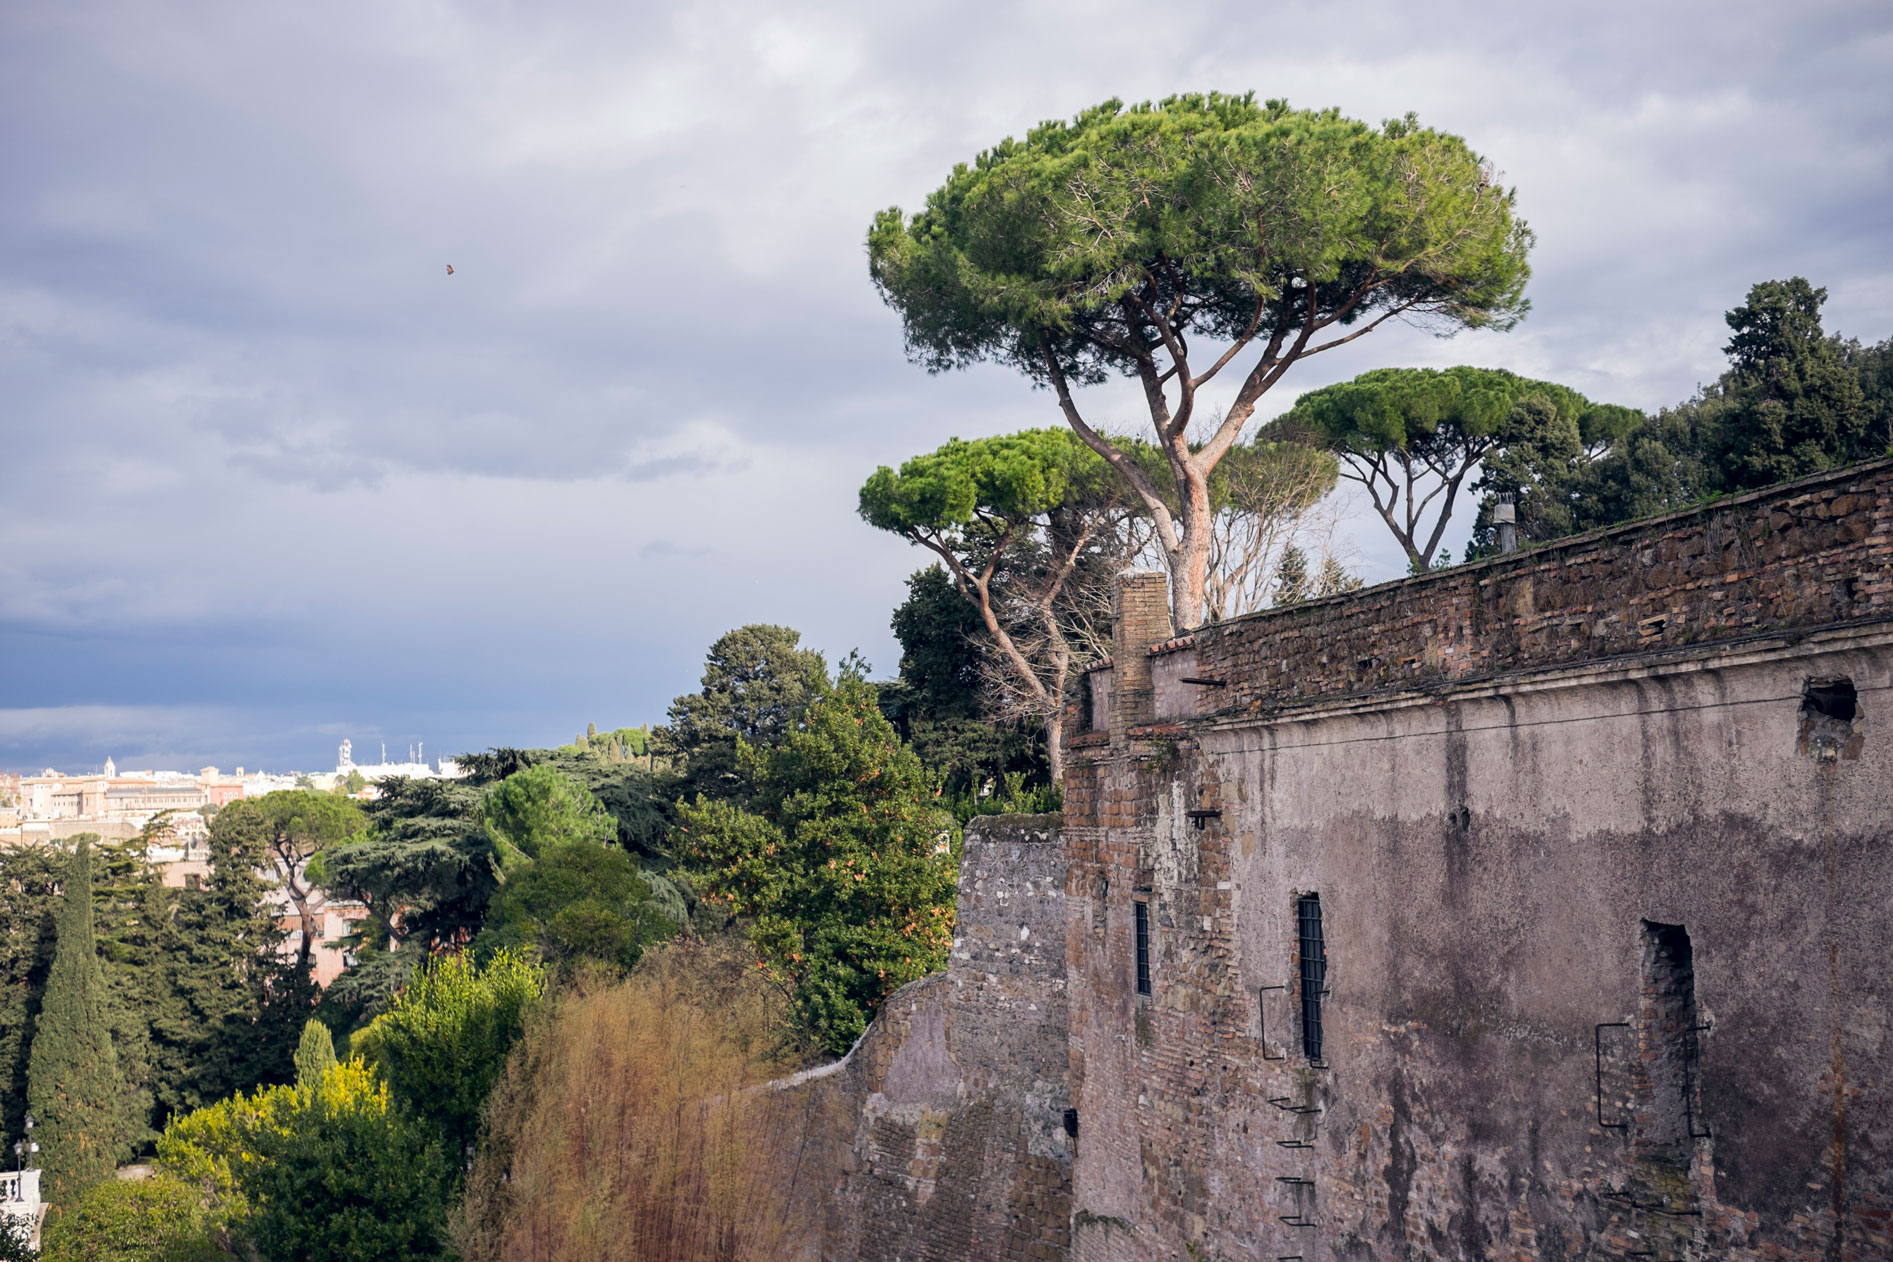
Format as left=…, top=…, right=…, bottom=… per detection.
left=2, top=0, right=1889, bottom=769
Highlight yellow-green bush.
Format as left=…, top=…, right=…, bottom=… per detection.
left=39, top=1175, right=219, bottom=1262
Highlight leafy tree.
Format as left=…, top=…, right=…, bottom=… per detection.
left=869, top=93, right=1533, bottom=628
left=207, top=792, right=362, bottom=976
left=1274, top=366, right=1638, bottom=568
left=85, top=831, right=171, bottom=1151
left=0, top=1217, right=32, bottom=1262
left=38, top=1175, right=219, bottom=1262
left=315, top=776, right=496, bottom=955
left=159, top=1061, right=453, bottom=1262
left=0, top=844, right=64, bottom=1142
left=27, top=841, right=131, bottom=1206
left=350, top=951, right=545, bottom=1160
left=158, top=812, right=308, bottom=1116
left=1315, top=555, right=1364, bottom=598
left=1712, top=278, right=1869, bottom=486
left=861, top=429, right=1136, bottom=782
left=877, top=567, right=1049, bottom=807
left=658, top=625, right=830, bottom=802
left=482, top=763, right=615, bottom=866
left=461, top=748, right=679, bottom=865
left=677, top=677, right=959, bottom=1053
left=293, top=1021, right=337, bottom=1090
left=1192, top=440, right=1341, bottom=619
left=477, top=840, right=676, bottom=972
left=1841, top=335, right=1893, bottom=454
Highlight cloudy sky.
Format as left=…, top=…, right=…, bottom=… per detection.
left=3, top=0, right=1889, bottom=773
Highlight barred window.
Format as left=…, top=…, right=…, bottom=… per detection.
left=1297, top=895, right=1326, bottom=1060
left=1134, top=900, right=1152, bottom=996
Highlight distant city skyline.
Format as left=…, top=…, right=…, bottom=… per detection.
left=4, top=1, right=1888, bottom=774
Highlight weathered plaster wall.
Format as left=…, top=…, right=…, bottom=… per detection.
left=1061, top=461, right=1893, bottom=1261
left=779, top=814, right=1074, bottom=1261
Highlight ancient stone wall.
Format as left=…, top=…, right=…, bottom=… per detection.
left=776, top=814, right=1073, bottom=1261
left=1060, top=460, right=1893, bottom=1261
left=1137, top=457, right=1893, bottom=726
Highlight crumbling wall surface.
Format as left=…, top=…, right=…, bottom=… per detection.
left=784, top=814, right=1073, bottom=1261
left=1063, top=491, right=1893, bottom=1260
left=1150, top=457, right=1893, bottom=723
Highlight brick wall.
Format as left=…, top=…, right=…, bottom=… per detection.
left=1060, top=462, right=1893, bottom=1261
left=1147, top=458, right=1893, bottom=723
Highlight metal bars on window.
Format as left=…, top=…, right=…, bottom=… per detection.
left=1297, top=895, right=1326, bottom=1061
left=1133, top=900, right=1152, bottom=996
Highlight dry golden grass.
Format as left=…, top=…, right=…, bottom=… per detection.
left=455, top=939, right=820, bottom=1262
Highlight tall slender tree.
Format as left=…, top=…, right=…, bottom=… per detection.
left=27, top=841, right=131, bottom=1206
left=869, top=94, right=1533, bottom=627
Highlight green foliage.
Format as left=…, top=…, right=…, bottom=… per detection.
left=460, top=747, right=679, bottom=864
left=868, top=93, right=1530, bottom=382
left=39, top=1175, right=220, bottom=1262
left=859, top=428, right=1120, bottom=539
left=293, top=1020, right=337, bottom=1090
left=878, top=568, right=1049, bottom=805
left=28, top=840, right=132, bottom=1206
left=1274, top=544, right=1310, bottom=604
left=659, top=624, right=830, bottom=803
left=158, top=1061, right=453, bottom=1262
left=482, top=763, right=615, bottom=866
left=0, top=844, right=64, bottom=1143
left=0, top=1217, right=33, bottom=1262
left=351, top=950, right=546, bottom=1159
left=1275, top=366, right=1636, bottom=568
left=860, top=428, right=1130, bottom=779
left=163, top=810, right=309, bottom=1116
left=316, top=776, right=497, bottom=955
left=1714, top=278, right=1870, bottom=486
left=4, top=820, right=314, bottom=1152
left=678, top=678, right=960, bottom=1053
left=477, top=840, right=676, bottom=972
left=1460, top=279, right=1891, bottom=554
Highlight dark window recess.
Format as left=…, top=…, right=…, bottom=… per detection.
left=1297, top=895, right=1327, bottom=1060
left=1803, top=677, right=1858, bottom=722
left=1134, top=901, right=1152, bottom=996
left=1062, top=1108, right=1079, bottom=1138
left=1638, top=919, right=1705, bottom=1159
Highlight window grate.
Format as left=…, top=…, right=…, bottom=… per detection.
left=1297, top=895, right=1326, bottom=1060
left=1134, top=901, right=1152, bottom=996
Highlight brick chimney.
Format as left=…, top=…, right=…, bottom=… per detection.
left=1110, top=571, right=1173, bottom=740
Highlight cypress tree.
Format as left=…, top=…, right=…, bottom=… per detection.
left=294, top=1019, right=338, bottom=1090
left=26, top=840, right=130, bottom=1206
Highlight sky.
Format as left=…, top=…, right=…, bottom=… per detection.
left=2, top=0, right=1890, bottom=773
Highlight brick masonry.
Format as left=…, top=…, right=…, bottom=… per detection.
left=800, top=459, right=1893, bottom=1261
left=1062, top=459, right=1893, bottom=1261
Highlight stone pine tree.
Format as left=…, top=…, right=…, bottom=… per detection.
left=1272, top=366, right=1638, bottom=570
left=869, top=93, right=1534, bottom=629
left=27, top=840, right=130, bottom=1206
left=860, top=429, right=1134, bottom=783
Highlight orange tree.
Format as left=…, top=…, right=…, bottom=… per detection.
left=676, top=676, right=959, bottom=1054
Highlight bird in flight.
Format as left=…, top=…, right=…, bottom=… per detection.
left=446, top=264, right=455, bottom=275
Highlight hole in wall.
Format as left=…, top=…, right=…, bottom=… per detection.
left=1799, top=676, right=1864, bottom=761
left=1802, top=677, right=1857, bottom=723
